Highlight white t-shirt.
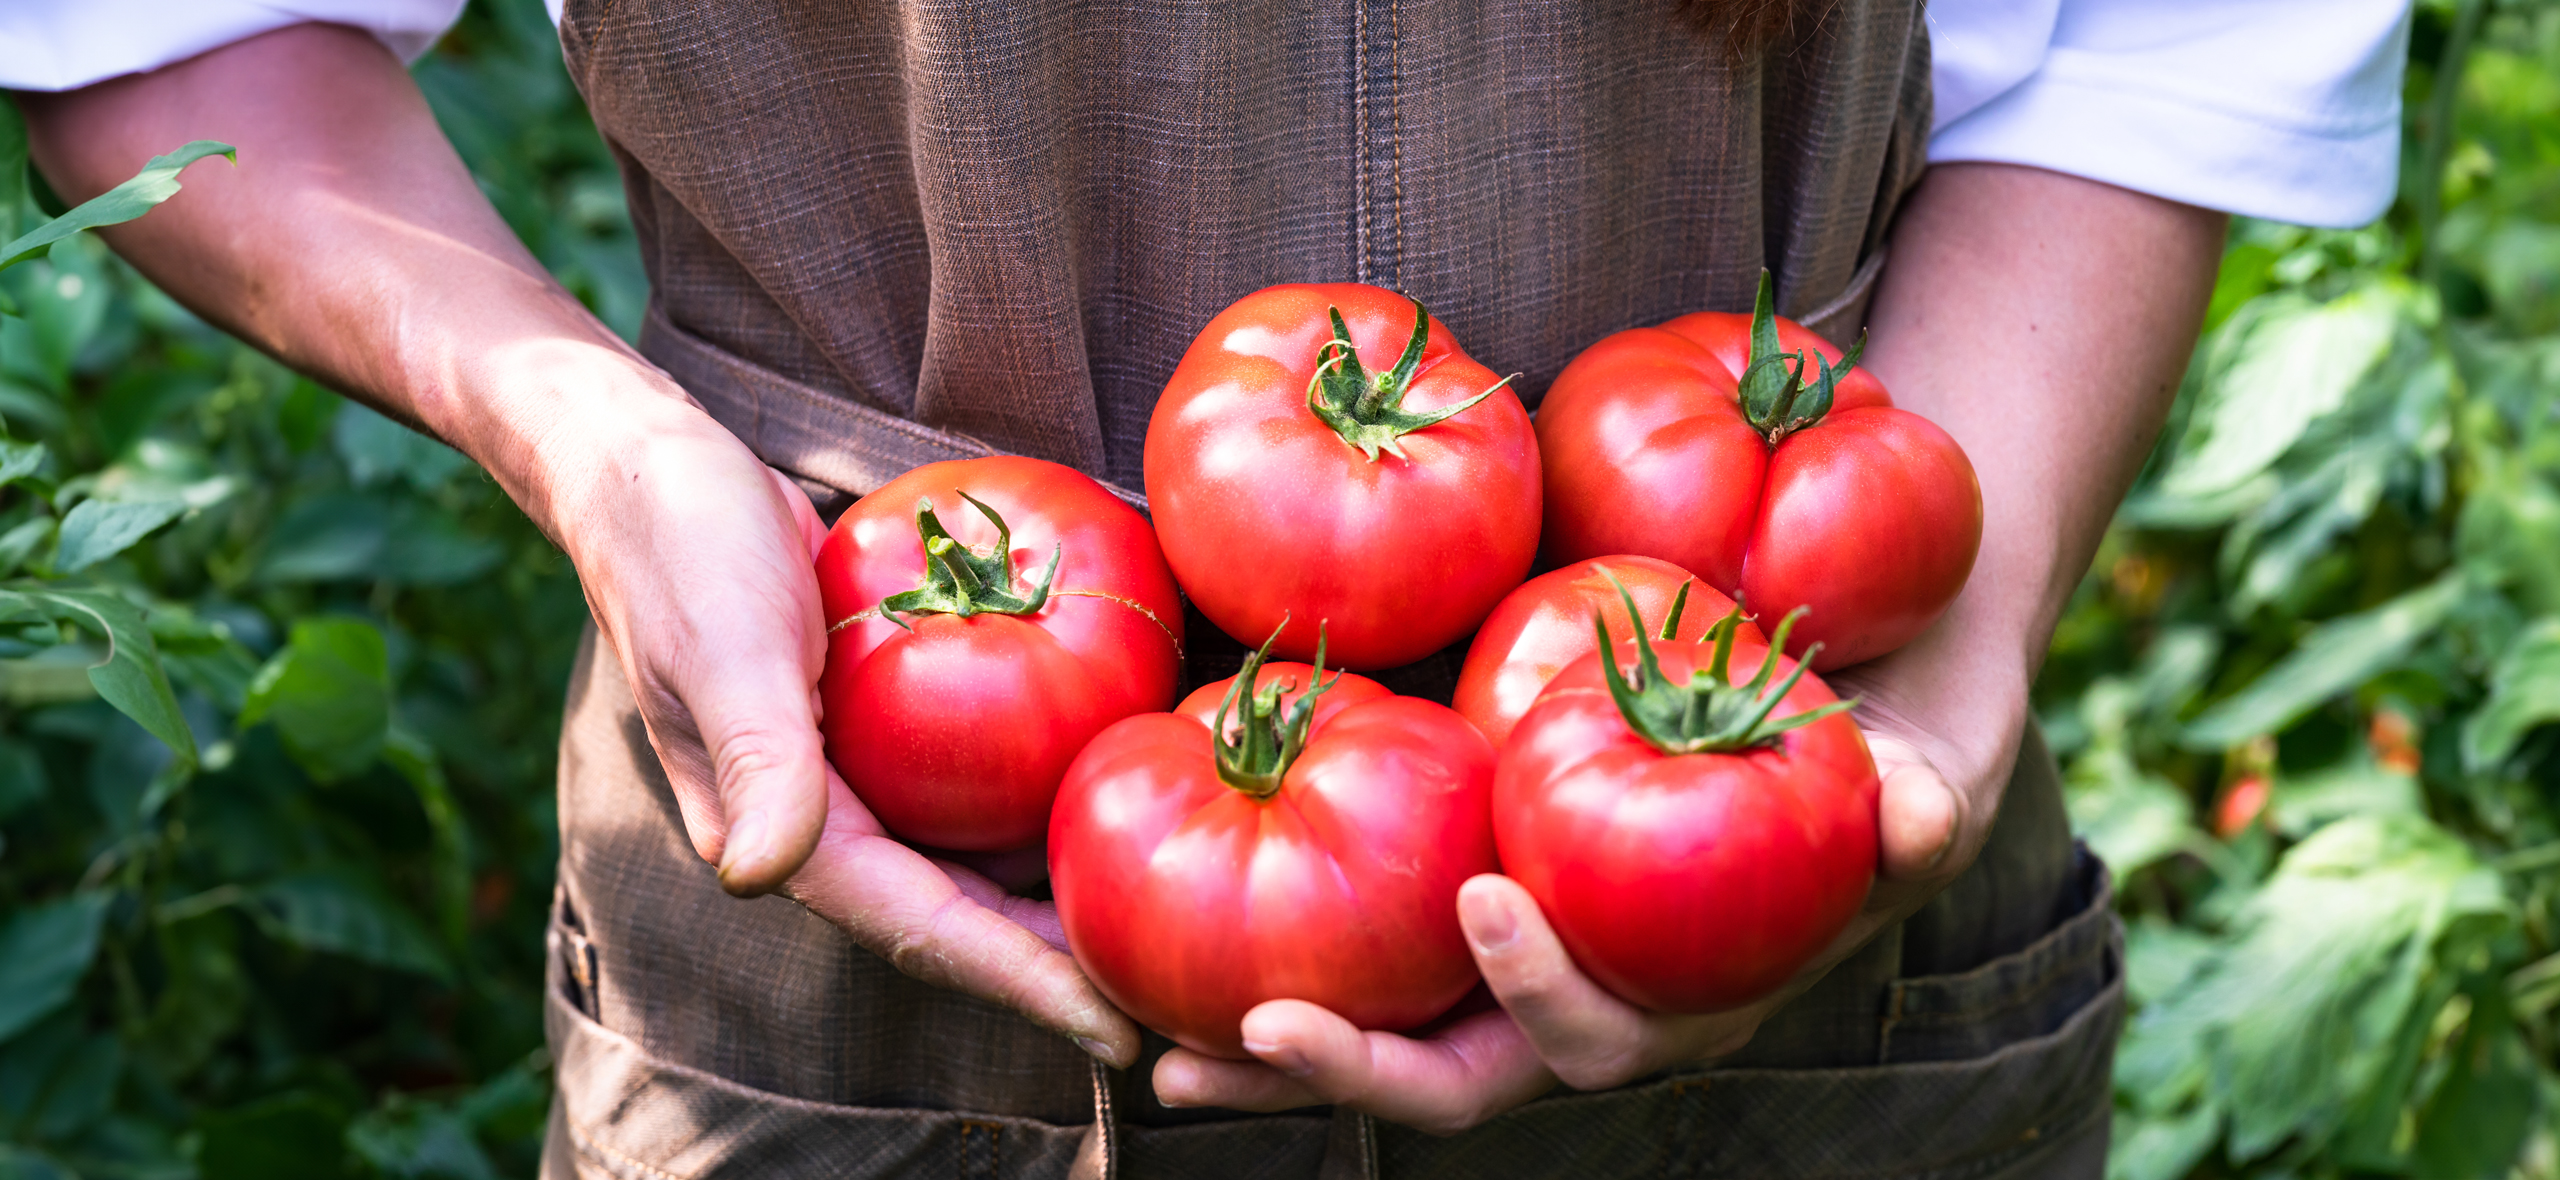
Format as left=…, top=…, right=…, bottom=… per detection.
left=2, top=0, right=2412, bottom=228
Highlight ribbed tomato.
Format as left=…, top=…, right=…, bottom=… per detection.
left=1451, top=554, right=1762, bottom=751
left=1145, top=283, right=1540, bottom=670
left=814, top=456, right=1182, bottom=852
left=1495, top=585, right=1878, bottom=1012
left=1049, top=636, right=1497, bottom=1057
left=1536, top=272, right=1980, bottom=670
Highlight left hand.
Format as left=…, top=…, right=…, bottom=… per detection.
left=1150, top=642, right=2026, bottom=1134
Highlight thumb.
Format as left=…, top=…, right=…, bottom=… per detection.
left=1864, top=733, right=1963, bottom=883
left=691, top=657, right=833, bottom=895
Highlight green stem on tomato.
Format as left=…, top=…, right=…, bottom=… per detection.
left=1594, top=572, right=1855, bottom=755
left=1211, top=619, right=1339, bottom=798
left=878, top=492, right=1060, bottom=625
left=1735, top=268, right=1867, bottom=446
left=1305, top=298, right=1517, bottom=463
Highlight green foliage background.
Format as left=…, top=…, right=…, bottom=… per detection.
left=0, top=0, right=2555, bottom=1177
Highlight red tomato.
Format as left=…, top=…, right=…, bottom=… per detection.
left=1451, top=555, right=1765, bottom=751
left=815, top=456, right=1183, bottom=852
left=1536, top=272, right=1981, bottom=670
left=1145, top=283, right=1541, bottom=670
left=1050, top=638, right=1498, bottom=1057
left=1495, top=592, right=1878, bottom=1012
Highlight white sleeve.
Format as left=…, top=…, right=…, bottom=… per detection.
left=1927, top=0, right=2416, bottom=228
left=0, top=0, right=468, bottom=92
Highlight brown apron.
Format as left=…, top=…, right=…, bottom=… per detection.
left=540, top=2, right=2124, bottom=1176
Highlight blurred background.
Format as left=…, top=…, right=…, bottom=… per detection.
left=0, top=0, right=2554, bottom=1176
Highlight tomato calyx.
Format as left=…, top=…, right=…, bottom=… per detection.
left=877, top=493, right=1061, bottom=625
left=1736, top=269, right=1868, bottom=447
left=1305, top=298, right=1518, bottom=463
left=1594, top=573, right=1856, bottom=755
left=1209, top=619, right=1342, bottom=798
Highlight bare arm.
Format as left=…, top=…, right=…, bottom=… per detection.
left=1158, top=163, right=2227, bottom=1127
left=15, top=22, right=1142, bottom=1066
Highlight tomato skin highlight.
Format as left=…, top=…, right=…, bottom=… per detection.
left=1495, top=636, right=1878, bottom=1013
left=1537, top=310, right=1981, bottom=671
left=1051, top=667, right=1498, bottom=1059
left=1145, top=283, right=1542, bottom=670
left=815, top=456, right=1183, bottom=852
left=1451, top=555, right=1764, bottom=751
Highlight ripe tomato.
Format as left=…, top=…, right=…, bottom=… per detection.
left=815, top=456, right=1183, bottom=852
left=1145, top=283, right=1541, bottom=670
left=1451, top=555, right=1765, bottom=751
left=1536, top=272, right=1981, bottom=670
left=1049, top=635, right=1498, bottom=1058
left=1495, top=586, right=1878, bottom=1012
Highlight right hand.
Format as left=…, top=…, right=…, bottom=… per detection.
left=543, top=382, right=1141, bottom=1068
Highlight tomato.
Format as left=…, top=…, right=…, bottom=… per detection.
left=1049, top=634, right=1498, bottom=1057
left=1451, top=555, right=1765, bottom=751
left=1145, top=283, right=1541, bottom=670
left=1535, top=271, right=1981, bottom=670
left=815, top=456, right=1183, bottom=852
left=1495, top=586, right=1878, bottom=1012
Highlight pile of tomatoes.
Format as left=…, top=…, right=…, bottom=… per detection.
left=811, top=277, right=1981, bottom=1056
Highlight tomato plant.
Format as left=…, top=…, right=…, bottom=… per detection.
left=1049, top=631, right=1498, bottom=1057
left=1145, top=283, right=1541, bottom=670
left=1451, top=554, right=1764, bottom=750
left=1535, top=273, right=1980, bottom=670
left=815, top=456, right=1183, bottom=852
left=1496, top=584, right=1878, bottom=1012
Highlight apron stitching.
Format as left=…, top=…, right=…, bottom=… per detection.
left=1352, top=0, right=1371, bottom=285
left=1385, top=0, right=1402, bottom=293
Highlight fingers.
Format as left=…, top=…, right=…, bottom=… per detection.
left=789, top=774, right=1142, bottom=1067
left=1864, top=732, right=1964, bottom=883
left=682, top=646, right=834, bottom=895
left=764, top=465, right=831, bottom=560
left=1456, top=875, right=1661, bottom=1090
left=1155, top=1005, right=1553, bottom=1136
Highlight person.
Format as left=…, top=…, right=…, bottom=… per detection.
left=7, top=1, right=2412, bottom=1175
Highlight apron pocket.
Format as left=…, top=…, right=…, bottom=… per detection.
left=1879, top=844, right=2120, bottom=1066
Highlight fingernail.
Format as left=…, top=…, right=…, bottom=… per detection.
left=1461, top=889, right=1517, bottom=954
left=1074, top=1037, right=1114, bottom=1063
left=1243, top=1039, right=1312, bottom=1078
left=718, top=809, right=773, bottom=883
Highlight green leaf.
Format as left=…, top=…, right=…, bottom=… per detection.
left=347, top=1100, right=498, bottom=1180
left=247, top=867, right=449, bottom=981
left=0, top=892, right=112, bottom=1042
left=0, top=736, right=47, bottom=822
left=2269, top=756, right=2426, bottom=837
left=0, top=586, right=196, bottom=769
left=0, top=440, right=44, bottom=487
left=0, top=141, right=235, bottom=273
left=240, top=619, right=390, bottom=782
left=0, top=98, right=27, bottom=247
left=2461, top=619, right=2560, bottom=772
left=386, top=726, right=470, bottom=947
left=2138, top=814, right=2510, bottom=1161
left=2159, top=284, right=2408, bottom=501
left=332, top=404, right=470, bottom=491
left=2410, top=988, right=2540, bottom=1179
left=2183, top=575, right=2470, bottom=749
left=2106, top=1101, right=2221, bottom=1180
left=2065, top=750, right=2199, bottom=879
left=50, top=498, right=185, bottom=573
left=0, top=518, right=52, bottom=579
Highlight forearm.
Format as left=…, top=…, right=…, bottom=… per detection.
left=12, top=22, right=686, bottom=545
left=1857, top=164, right=2225, bottom=762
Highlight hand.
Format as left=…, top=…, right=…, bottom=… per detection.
left=1150, top=633, right=2024, bottom=1131
left=547, top=384, right=1140, bottom=1067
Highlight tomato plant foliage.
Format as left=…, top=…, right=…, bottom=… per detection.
left=0, top=3, right=608, bottom=1175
